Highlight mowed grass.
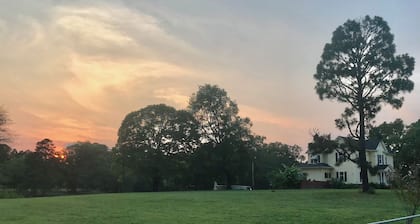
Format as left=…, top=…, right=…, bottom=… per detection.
left=0, top=189, right=413, bottom=224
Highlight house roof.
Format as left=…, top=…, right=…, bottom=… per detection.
left=333, top=137, right=382, bottom=151
left=299, top=163, right=333, bottom=169
left=377, top=164, right=389, bottom=170
left=366, top=139, right=380, bottom=150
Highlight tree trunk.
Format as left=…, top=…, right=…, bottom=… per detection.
left=359, top=104, right=369, bottom=192
left=359, top=136, right=369, bottom=192
left=152, top=176, right=160, bottom=192
left=223, top=167, right=232, bottom=189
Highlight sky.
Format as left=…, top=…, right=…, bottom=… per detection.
left=1, top=0, right=419, bottom=151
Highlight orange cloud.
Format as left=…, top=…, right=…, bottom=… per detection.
left=239, top=105, right=312, bottom=130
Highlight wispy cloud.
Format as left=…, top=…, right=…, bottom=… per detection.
left=154, top=88, right=190, bottom=108
left=0, top=2, right=206, bottom=149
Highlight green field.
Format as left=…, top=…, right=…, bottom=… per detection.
left=0, top=189, right=414, bottom=224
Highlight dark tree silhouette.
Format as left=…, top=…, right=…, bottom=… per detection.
left=35, top=138, right=57, bottom=160
left=65, top=142, right=116, bottom=192
left=393, top=120, right=420, bottom=224
left=0, top=106, right=11, bottom=143
left=117, top=104, right=199, bottom=191
left=189, top=84, right=254, bottom=188
left=369, top=118, right=405, bottom=154
left=24, top=139, right=62, bottom=195
left=255, top=142, right=302, bottom=189
left=397, top=119, right=420, bottom=174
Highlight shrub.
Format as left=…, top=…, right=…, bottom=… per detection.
left=367, top=187, right=376, bottom=194
left=269, top=166, right=305, bottom=189
left=0, top=189, right=22, bottom=199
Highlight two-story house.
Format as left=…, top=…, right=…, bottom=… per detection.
left=300, top=139, right=393, bottom=185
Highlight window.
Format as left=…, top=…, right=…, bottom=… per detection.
left=324, top=172, right=331, bottom=179
left=385, top=156, right=388, bottom=165
left=336, top=171, right=347, bottom=182
left=311, top=155, right=321, bottom=164
left=377, top=155, right=384, bottom=165
left=379, top=172, right=385, bottom=184
left=335, top=152, right=346, bottom=163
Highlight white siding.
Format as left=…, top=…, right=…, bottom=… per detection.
left=331, top=154, right=360, bottom=184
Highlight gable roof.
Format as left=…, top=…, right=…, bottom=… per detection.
left=366, top=139, right=380, bottom=150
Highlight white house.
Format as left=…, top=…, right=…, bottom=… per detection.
left=300, top=139, right=393, bottom=185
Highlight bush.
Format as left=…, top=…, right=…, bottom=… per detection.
left=328, top=179, right=359, bottom=189
left=269, top=166, right=305, bottom=189
left=369, top=182, right=389, bottom=189
left=367, top=187, right=376, bottom=194
left=329, top=178, right=346, bottom=189
left=0, top=189, right=22, bottom=199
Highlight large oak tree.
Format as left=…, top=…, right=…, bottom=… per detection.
left=117, top=104, right=198, bottom=191
left=314, top=16, right=415, bottom=192
left=189, top=84, right=254, bottom=187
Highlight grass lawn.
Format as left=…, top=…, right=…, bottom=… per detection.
left=0, top=189, right=413, bottom=224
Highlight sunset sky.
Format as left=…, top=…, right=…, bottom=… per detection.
left=1, top=1, right=419, bottom=151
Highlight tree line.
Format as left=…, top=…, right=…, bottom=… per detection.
left=0, top=85, right=304, bottom=196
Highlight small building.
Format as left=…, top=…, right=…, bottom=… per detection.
left=300, top=139, right=393, bottom=186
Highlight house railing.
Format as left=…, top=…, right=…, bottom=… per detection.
left=368, top=214, right=420, bottom=224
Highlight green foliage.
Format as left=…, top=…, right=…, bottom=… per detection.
left=65, top=142, right=117, bottom=193
left=315, top=16, right=414, bottom=120
left=0, top=152, right=26, bottom=190
left=0, top=84, right=305, bottom=195
left=255, top=142, right=302, bottom=189
left=269, top=166, right=305, bottom=189
left=34, top=138, right=57, bottom=160
left=308, top=133, right=338, bottom=154
left=117, top=104, right=199, bottom=191
left=366, top=187, right=376, bottom=194
left=0, top=144, right=12, bottom=163
left=0, top=190, right=407, bottom=224
left=392, top=165, right=420, bottom=223
left=369, top=182, right=389, bottom=190
left=0, top=189, right=22, bottom=198
left=189, top=84, right=239, bottom=145
left=327, top=179, right=363, bottom=189
left=329, top=178, right=346, bottom=189
left=369, top=119, right=405, bottom=153
left=308, top=133, right=359, bottom=166
left=314, top=15, right=415, bottom=191
left=388, top=120, right=420, bottom=223
left=22, top=139, right=63, bottom=196
left=189, top=84, right=255, bottom=188
left=397, top=120, right=420, bottom=173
